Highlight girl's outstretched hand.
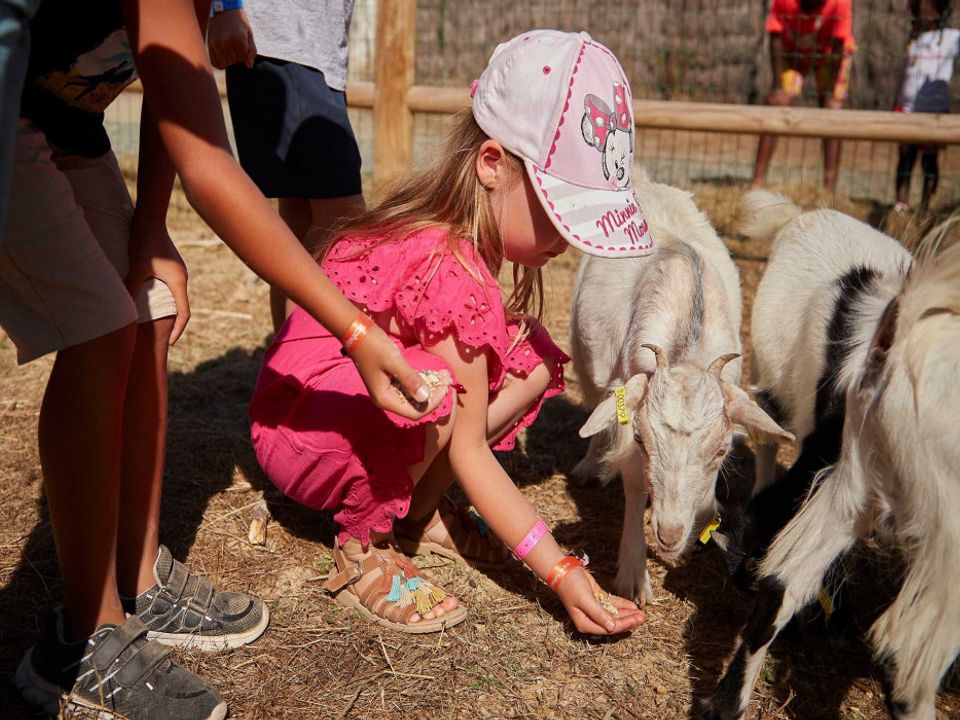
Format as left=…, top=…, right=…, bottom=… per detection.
left=556, top=567, right=647, bottom=635
left=350, top=324, right=451, bottom=420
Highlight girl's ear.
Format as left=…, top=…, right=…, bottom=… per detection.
left=476, top=139, right=507, bottom=190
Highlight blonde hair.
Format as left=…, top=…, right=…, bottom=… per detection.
left=318, top=110, right=544, bottom=323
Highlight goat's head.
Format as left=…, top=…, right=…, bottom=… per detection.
left=579, top=344, right=794, bottom=561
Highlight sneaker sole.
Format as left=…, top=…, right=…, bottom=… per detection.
left=15, top=649, right=228, bottom=720
left=147, top=603, right=270, bottom=652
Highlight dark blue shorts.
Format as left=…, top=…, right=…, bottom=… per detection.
left=226, top=56, right=362, bottom=199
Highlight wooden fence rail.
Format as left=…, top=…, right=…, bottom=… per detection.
left=349, top=80, right=960, bottom=146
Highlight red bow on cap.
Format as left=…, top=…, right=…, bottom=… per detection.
left=584, top=83, right=631, bottom=149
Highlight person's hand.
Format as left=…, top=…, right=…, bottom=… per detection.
left=126, top=220, right=191, bottom=345
left=766, top=88, right=791, bottom=106
left=555, top=566, right=647, bottom=635
left=349, top=324, right=451, bottom=420
left=207, top=8, right=256, bottom=69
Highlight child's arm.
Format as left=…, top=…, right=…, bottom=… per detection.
left=427, top=335, right=645, bottom=635
left=822, top=38, right=845, bottom=104
left=120, top=0, right=444, bottom=417
left=767, top=34, right=789, bottom=105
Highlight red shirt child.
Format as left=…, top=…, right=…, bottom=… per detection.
left=767, top=0, right=855, bottom=59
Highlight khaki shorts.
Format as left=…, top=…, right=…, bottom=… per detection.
left=0, top=121, right=176, bottom=364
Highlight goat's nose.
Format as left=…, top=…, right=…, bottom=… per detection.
left=656, top=524, right=684, bottom=549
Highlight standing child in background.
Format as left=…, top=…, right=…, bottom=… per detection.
left=250, top=30, right=652, bottom=634
left=207, top=0, right=365, bottom=332
left=752, top=0, right=856, bottom=192
left=894, top=0, right=958, bottom=214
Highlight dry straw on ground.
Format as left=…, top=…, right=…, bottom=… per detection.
left=1, top=188, right=957, bottom=719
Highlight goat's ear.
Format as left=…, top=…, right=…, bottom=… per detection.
left=579, top=373, right=650, bottom=438
left=720, top=382, right=795, bottom=445
left=579, top=394, right=618, bottom=438
left=860, top=296, right=900, bottom=391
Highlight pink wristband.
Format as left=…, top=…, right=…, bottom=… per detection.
left=513, top=517, right=550, bottom=560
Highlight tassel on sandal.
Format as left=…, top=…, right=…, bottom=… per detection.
left=323, top=542, right=466, bottom=634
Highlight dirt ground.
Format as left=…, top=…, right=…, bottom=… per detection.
left=1, top=186, right=957, bottom=720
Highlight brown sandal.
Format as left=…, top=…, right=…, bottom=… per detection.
left=394, top=496, right=512, bottom=569
left=323, top=540, right=467, bottom=634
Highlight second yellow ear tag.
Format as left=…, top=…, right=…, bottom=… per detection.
left=699, top=516, right=721, bottom=544
left=614, top=386, right=630, bottom=425
left=818, top=588, right=835, bottom=618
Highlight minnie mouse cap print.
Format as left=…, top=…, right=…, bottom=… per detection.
left=472, top=30, right=653, bottom=258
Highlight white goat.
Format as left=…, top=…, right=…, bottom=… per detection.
left=707, top=192, right=960, bottom=720
left=571, top=179, right=793, bottom=603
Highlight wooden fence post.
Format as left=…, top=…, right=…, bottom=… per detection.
left=373, top=0, right=416, bottom=187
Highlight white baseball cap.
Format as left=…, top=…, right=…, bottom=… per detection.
left=472, top=29, right=654, bottom=258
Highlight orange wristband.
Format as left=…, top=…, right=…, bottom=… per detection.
left=341, top=313, right=374, bottom=354
left=546, top=555, right=584, bottom=591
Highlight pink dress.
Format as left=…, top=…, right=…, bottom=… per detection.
left=249, top=227, right=569, bottom=545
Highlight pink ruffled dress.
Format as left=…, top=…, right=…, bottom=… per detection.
left=249, top=227, right=569, bottom=545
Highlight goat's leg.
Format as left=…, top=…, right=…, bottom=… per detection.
left=704, top=465, right=864, bottom=720
left=571, top=433, right=604, bottom=482
left=871, top=566, right=959, bottom=720
left=614, top=462, right=652, bottom=605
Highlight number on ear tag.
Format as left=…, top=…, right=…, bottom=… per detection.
left=614, top=386, right=630, bottom=425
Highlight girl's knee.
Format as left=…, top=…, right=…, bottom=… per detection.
left=424, top=389, right=458, bottom=456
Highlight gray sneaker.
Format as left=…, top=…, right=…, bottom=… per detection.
left=124, top=545, right=269, bottom=652
left=15, top=611, right=227, bottom=720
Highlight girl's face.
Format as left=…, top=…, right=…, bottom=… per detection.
left=479, top=141, right=568, bottom=268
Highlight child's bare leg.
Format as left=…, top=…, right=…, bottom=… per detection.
left=38, top=323, right=137, bottom=640
left=896, top=144, right=917, bottom=208
left=115, top=316, right=174, bottom=598
left=821, top=96, right=843, bottom=193
left=271, top=197, right=311, bottom=331
left=751, top=134, right=778, bottom=188
left=920, top=149, right=939, bottom=211
left=346, top=405, right=460, bottom=621
left=274, top=195, right=364, bottom=331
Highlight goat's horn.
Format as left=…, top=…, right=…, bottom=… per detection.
left=707, top=352, right=741, bottom=379
left=641, top=343, right=669, bottom=372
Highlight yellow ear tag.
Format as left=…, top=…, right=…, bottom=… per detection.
left=699, top=516, right=721, bottom=544
left=614, top=386, right=630, bottom=425
left=818, top=588, right=835, bottom=618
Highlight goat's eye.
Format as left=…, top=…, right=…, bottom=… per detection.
left=714, top=446, right=729, bottom=460
left=633, top=432, right=644, bottom=447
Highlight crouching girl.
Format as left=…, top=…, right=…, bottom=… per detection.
left=250, top=30, right=653, bottom=634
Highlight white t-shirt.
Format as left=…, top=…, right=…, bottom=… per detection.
left=244, top=0, right=356, bottom=91
left=899, top=28, right=960, bottom=113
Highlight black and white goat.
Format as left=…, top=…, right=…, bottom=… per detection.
left=718, top=192, right=913, bottom=572
left=706, top=191, right=960, bottom=720
left=570, top=179, right=793, bottom=603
